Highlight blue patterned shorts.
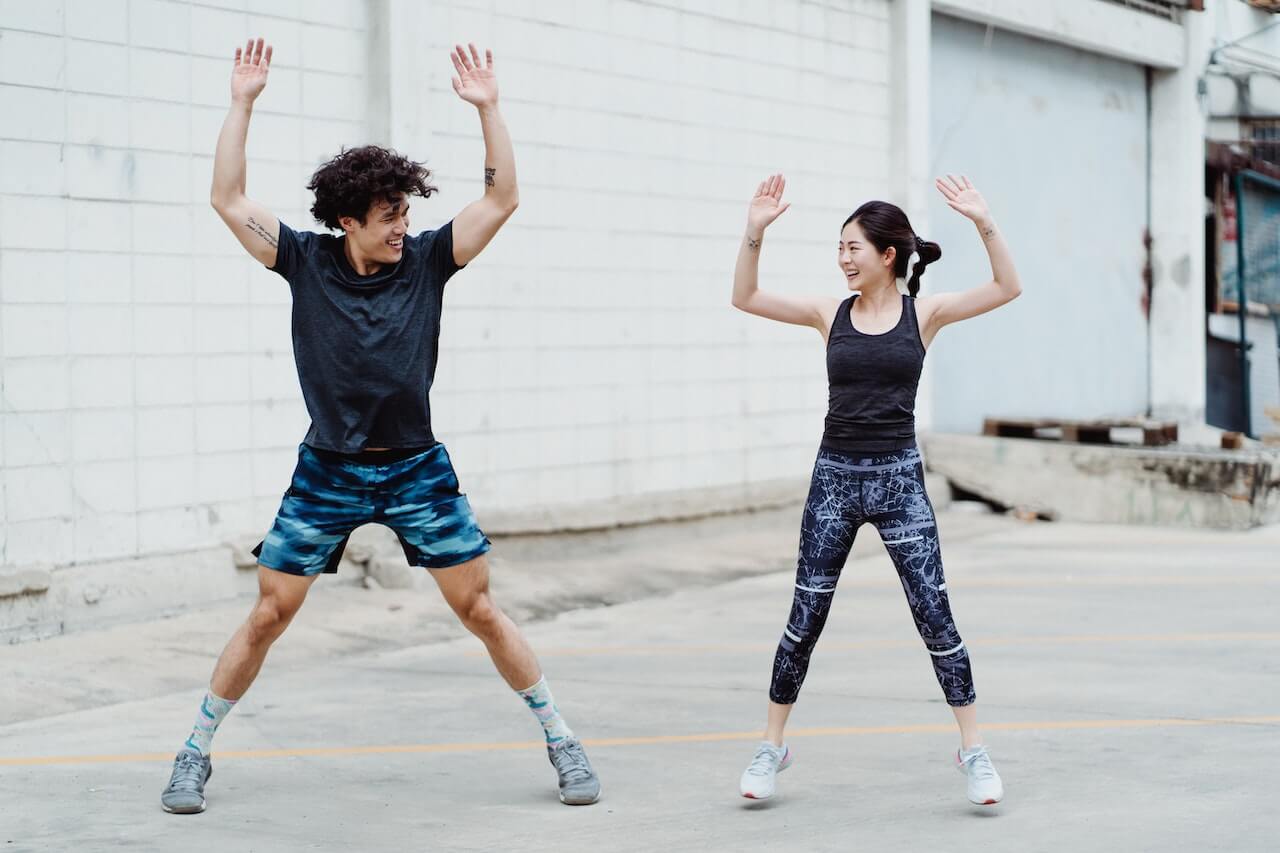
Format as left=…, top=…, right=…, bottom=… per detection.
left=253, top=443, right=491, bottom=577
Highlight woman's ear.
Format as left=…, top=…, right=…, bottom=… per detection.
left=883, top=245, right=896, bottom=268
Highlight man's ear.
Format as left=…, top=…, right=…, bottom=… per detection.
left=338, top=215, right=359, bottom=234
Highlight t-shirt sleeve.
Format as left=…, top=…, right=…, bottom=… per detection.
left=415, top=221, right=465, bottom=284
left=267, top=221, right=314, bottom=281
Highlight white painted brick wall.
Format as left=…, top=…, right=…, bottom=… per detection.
left=1, top=0, right=893, bottom=570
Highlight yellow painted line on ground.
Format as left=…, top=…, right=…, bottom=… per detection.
left=472, top=631, right=1280, bottom=658
left=4, top=715, right=1278, bottom=768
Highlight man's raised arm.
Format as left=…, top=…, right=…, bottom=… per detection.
left=210, top=37, right=283, bottom=268
left=448, top=44, right=518, bottom=267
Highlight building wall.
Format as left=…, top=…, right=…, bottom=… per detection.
left=0, top=0, right=372, bottom=570
left=0, top=0, right=895, bottom=575
left=927, top=12, right=1151, bottom=433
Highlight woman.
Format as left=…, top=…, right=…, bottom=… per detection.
left=730, top=173, right=1021, bottom=805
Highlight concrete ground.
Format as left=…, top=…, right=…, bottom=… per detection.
left=1, top=505, right=1277, bottom=852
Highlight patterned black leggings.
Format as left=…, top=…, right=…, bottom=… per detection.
left=769, top=445, right=975, bottom=706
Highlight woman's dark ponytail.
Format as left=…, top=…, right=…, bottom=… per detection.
left=907, top=235, right=942, bottom=297
left=844, top=202, right=941, bottom=297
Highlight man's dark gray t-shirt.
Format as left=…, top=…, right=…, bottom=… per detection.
left=268, top=221, right=463, bottom=453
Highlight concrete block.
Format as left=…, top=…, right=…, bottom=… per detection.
left=4, top=412, right=71, bottom=467
left=195, top=356, right=252, bottom=404
left=129, top=0, right=190, bottom=51
left=0, top=31, right=64, bottom=88
left=0, top=195, right=67, bottom=250
left=67, top=253, right=131, bottom=304
left=0, top=84, right=66, bottom=142
left=3, top=305, right=68, bottom=358
left=4, top=518, right=73, bottom=566
left=70, top=410, right=134, bottom=462
left=135, top=407, right=196, bottom=457
left=128, top=100, right=192, bottom=152
left=194, top=305, right=251, bottom=354
left=66, top=0, right=128, bottom=43
left=0, top=140, right=65, bottom=196
left=195, top=451, right=253, bottom=503
left=131, top=203, right=192, bottom=254
left=70, top=356, right=134, bottom=409
left=129, top=151, right=192, bottom=204
left=5, top=465, right=73, bottom=522
left=189, top=5, right=249, bottom=58
left=137, top=456, right=197, bottom=510
left=2, top=358, right=70, bottom=412
left=920, top=433, right=1280, bottom=530
left=69, top=304, right=133, bottom=355
left=66, top=94, right=130, bottom=148
left=72, top=509, right=139, bottom=563
left=68, top=200, right=131, bottom=252
left=194, top=404, right=253, bottom=453
left=135, top=356, right=196, bottom=406
left=133, top=255, right=193, bottom=304
left=66, top=39, right=129, bottom=96
left=134, top=306, right=194, bottom=355
left=129, top=48, right=191, bottom=102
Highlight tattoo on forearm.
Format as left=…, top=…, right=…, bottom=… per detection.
left=484, top=167, right=496, bottom=187
left=747, top=236, right=761, bottom=251
left=246, top=216, right=278, bottom=249
left=981, top=224, right=997, bottom=241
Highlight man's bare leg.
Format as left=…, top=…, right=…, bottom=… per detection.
left=211, top=566, right=318, bottom=699
left=431, top=554, right=601, bottom=804
left=163, top=566, right=316, bottom=814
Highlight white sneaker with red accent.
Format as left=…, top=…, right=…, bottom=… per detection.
left=957, top=744, right=1003, bottom=805
left=739, top=741, right=792, bottom=799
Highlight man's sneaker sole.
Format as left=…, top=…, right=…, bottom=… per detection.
left=559, top=787, right=601, bottom=806
left=160, top=799, right=206, bottom=815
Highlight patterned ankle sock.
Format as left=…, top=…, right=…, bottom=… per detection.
left=516, top=676, right=574, bottom=745
left=183, top=691, right=237, bottom=755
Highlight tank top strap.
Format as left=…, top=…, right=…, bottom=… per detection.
left=902, top=294, right=925, bottom=352
left=828, top=294, right=855, bottom=341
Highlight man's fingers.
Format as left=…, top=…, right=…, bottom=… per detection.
left=469, top=42, right=482, bottom=68
left=455, top=44, right=473, bottom=71
left=262, top=44, right=273, bottom=67
left=450, top=51, right=467, bottom=77
left=485, top=48, right=493, bottom=68
left=234, top=46, right=242, bottom=65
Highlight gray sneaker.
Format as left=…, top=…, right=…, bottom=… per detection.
left=161, top=749, right=212, bottom=814
left=547, top=738, right=601, bottom=805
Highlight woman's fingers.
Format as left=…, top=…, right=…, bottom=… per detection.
left=469, top=42, right=482, bottom=68
left=262, top=44, right=273, bottom=67
left=455, top=44, right=474, bottom=72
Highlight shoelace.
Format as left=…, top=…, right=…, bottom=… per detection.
left=551, top=744, right=592, bottom=782
left=169, top=753, right=205, bottom=789
left=961, top=749, right=996, bottom=782
left=746, top=746, right=781, bottom=777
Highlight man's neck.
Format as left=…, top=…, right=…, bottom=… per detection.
left=343, top=238, right=383, bottom=276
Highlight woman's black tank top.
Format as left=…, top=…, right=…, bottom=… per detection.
left=821, top=293, right=926, bottom=453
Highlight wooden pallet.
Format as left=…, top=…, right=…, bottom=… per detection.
left=982, top=417, right=1178, bottom=447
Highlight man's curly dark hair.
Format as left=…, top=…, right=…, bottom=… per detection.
left=307, top=145, right=436, bottom=230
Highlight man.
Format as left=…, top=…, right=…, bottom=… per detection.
left=161, top=37, right=600, bottom=814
